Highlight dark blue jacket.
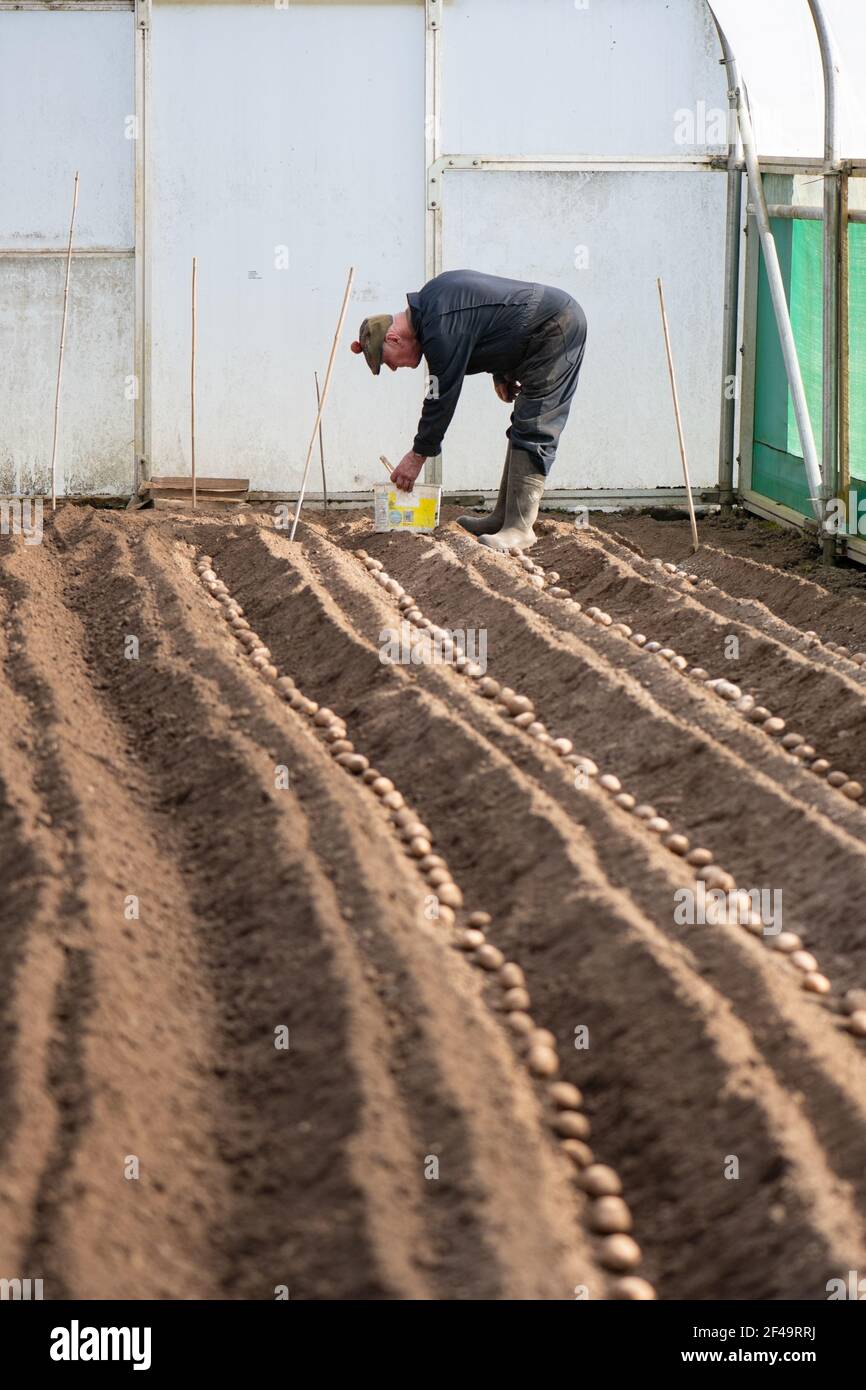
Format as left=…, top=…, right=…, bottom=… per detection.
left=406, top=269, right=570, bottom=458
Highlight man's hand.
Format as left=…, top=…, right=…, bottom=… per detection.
left=391, top=450, right=426, bottom=492
left=494, top=378, right=520, bottom=403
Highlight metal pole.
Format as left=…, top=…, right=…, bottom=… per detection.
left=714, top=24, right=742, bottom=510
left=424, top=0, right=443, bottom=489
left=711, top=16, right=825, bottom=527
left=134, top=0, right=152, bottom=494
left=807, top=0, right=842, bottom=561
left=839, top=170, right=850, bottom=514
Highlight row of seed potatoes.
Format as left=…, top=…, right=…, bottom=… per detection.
left=356, top=546, right=866, bottom=1040
left=656, top=558, right=866, bottom=673
left=649, top=561, right=865, bottom=802
left=197, top=549, right=655, bottom=1300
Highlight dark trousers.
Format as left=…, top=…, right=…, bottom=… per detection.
left=506, top=298, right=587, bottom=476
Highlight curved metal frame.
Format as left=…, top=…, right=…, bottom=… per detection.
left=710, top=4, right=825, bottom=525
left=711, top=0, right=849, bottom=550
left=807, top=0, right=843, bottom=554
left=714, top=19, right=742, bottom=509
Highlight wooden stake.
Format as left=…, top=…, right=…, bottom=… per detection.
left=314, top=370, right=328, bottom=511
left=289, top=266, right=355, bottom=541
left=191, top=256, right=197, bottom=511
left=657, top=276, right=700, bottom=553
left=50, top=170, right=80, bottom=512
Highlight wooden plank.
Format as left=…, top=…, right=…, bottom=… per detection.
left=140, top=475, right=248, bottom=493
left=143, top=487, right=247, bottom=502
left=152, top=496, right=250, bottom=511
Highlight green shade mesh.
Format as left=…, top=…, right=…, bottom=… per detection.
left=752, top=210, right=866, bottom=530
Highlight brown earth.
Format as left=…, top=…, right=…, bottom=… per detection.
left=587, top=506, right=866, bottom=611
left=2, top=499, right=866, bottom=1301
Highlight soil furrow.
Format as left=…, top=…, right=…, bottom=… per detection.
left=522, top=530, right=866, bottom=776
left=128, top=520, right=599, bottom=1300
left=5, top=501, right=866, bottom=1302
left=204, top=516, right=866, bottom=1299
left=0, top=531, right=231, bottom=1297
left=36, top=507, right=602, bottom=1300
left=355, top=529, right=866, bottom=982
left=683, top=543, right=866, bottom=651
left=50, top=510, right=439, bottom=1299
left=438, top=530, right=866, bottom=820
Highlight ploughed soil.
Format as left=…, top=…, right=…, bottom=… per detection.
left=587, top=506, right=866, bottom=605
left=2, top=498, right=866, bottom=1301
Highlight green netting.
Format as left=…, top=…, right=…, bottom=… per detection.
left=752, top=210, right=866, bottom=534
left=786, top=220, right=824, bottom=460
left=848, top=223, right=866, bottom=484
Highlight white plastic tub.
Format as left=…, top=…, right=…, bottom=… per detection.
left=373, top=482, right=442, bottom=532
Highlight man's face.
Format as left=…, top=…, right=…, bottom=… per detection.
left=382, top=330, right=423, bottom=371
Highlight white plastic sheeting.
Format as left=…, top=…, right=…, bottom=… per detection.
left=0, top=12, right=134, bottom=251
left=0, top=11, right=134, bottom=496
left=444, top=0, right=723, bottom=157
left=150, top=2, right=425, bottom=492
left=12, top=0, right=839, bottom=496
left=709, top=0, right=866, bottom=157
left=150, top=0, right=728, bottom=493
left=442, top=170, right=725, bottom=491
left=436, top=0, right=728, bottom=492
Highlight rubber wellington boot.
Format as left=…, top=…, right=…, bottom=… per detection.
left=479, top=448, right=545, bottom=552
left=457, top=446, right=510, bottom=536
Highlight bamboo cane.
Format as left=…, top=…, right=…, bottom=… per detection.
left=191, top=256, right=197, bottom=510
left=657, top=276, right=700, bottom=553
left=314, top=370, right=328, bottom=511
left=50, top=171, right=80, bottom=512
left=289, top=266, right=355, bottom=541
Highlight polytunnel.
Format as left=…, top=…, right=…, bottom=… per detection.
left=709, top=0, right=866, bottom=565
left=1, top=0, right=866, bottom=564
left=5, top=4, right=866, bottom=1324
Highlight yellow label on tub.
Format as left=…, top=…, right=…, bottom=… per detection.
left=386, top=491, right=437, bottom=527
left=373, top=482, right=441, bottom=532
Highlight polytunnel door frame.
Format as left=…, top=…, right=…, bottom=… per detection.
left=0, top=0, right=149, bottom=499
